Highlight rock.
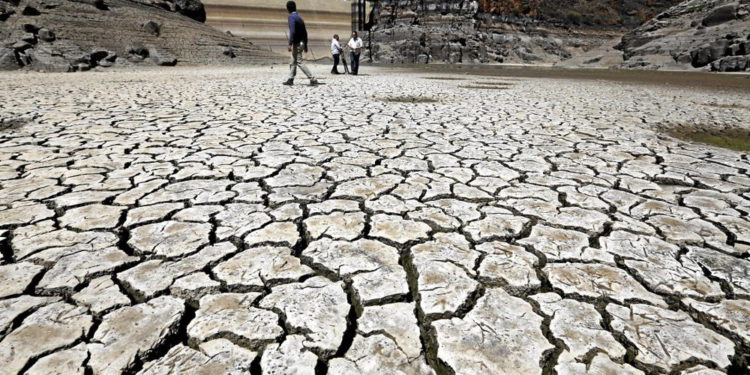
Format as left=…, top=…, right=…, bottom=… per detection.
left=0, top=262, right=45, bottom=298
left=260, top=335, right=318, bottom=375
left=607, top=303, right=734, bottom=371
left=72, top=276, right=130, bottom=315
left=0, top=5, right=14, bottom=22
left=142, top=21, right=160, bottom=36
left=711, top=55, right=749, bottom=72
left=222, top=47, right=236, bottom=58
left=187, top=293, right=282, bottom=348
left=25, top=343, right=88, bottom=375
left=37, top=28, right=55, bottom=42
left=0, top=302, right=93, bottom=375
left=173, top=0, right=205, bottom=22
left=702, top=4, right=738, bottom=27
left=620, top=0, right=750, bottom=70
left=150, top=48, right=177, bottom=66
left=260, top=277, right=349, bottom=355
left=545, top=263, right=665, bottom=306
left=127, top=43, right=149, bottom=60
left=22, top=5, right=41, bottom=15
left=128, top=220, right=211, bottom=258
left=213, top=246, right=312, bottom=291
left=0, top=48, right=20, bottom=70
left=88, top=296, right=185, bottom=375
left=432, top=288, right=554, bottom=375
left=28, top=47, right=72, bottom=72
left=302, top=238, right=408, bottom=304
left=20, top=33, right=36, bottom=44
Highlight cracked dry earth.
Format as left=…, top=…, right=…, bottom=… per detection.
left=0, top=66, right=749, bottom=375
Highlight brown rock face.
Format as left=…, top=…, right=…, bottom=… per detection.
left=618, top=0, right=750, bottom=71
left=0, top=0, right=280, bottom=71
left=477, top=0, right=681, bottom=29
left=370, top=0, right=681, bottom=64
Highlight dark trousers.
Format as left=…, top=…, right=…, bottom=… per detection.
left=350, top=52, right=360, bottom=75
left=332, top=54, right=340, bottom=73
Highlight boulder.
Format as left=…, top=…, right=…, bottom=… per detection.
left=37, top=28, right=55, bottom=42
left=11, top=40, right=32, bottom=51
left=0, top=4, right=14, bottom=22
left=22, top=24, right=40, bottom=33
left=28, top=47, right=72, bottom=71
left=0, top=48, right=20, bottom=70
left=711, top=55, right=749, bottom=71
left=127, top=43, right=149, bottom=59
left=88, top=49, right=116, bottom=67
left=173, top=0, right=204, bottom=22
left=142, top=20, right=160, bottom=36
left=150, top=48, right=177, bottom=66
left=21, top=5, right=40, bottom=15
left=690, top=39, right=731, bottom=67
left=702, top=4, right=737, bottom=27
left=20, top=32, right=36, bottom=43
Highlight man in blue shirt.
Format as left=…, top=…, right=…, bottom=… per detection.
left=284, top=1, right=318, bottom=86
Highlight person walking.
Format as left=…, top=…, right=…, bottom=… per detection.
left=331, top=34, right=343, bottom=74
left=347, top=31, right=364, bottom=76
left=283, top=1, right=318, bottom=86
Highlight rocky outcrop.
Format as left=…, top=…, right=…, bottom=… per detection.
left=0, top=0, right=279, bottom=71
left=618, top=0, right=750, bottom=71
left=370, top=0, right=681, bottom=64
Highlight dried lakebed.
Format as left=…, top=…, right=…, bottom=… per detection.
left=0, top=66, right=749, bottom=375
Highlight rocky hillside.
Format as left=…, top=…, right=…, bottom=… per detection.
left=370, top=0, right=681, bottom=64
left=0, top=0, right=280, bottom=72
left=618, top=0, right=750, bottom=71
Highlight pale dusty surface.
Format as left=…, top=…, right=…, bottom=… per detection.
left=0, top=66, right=749, bottom=374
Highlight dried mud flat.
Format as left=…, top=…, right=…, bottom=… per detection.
left=0, top=65, right=749, bottom=375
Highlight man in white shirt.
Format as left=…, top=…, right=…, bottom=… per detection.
left=331, top=34, right=343, bottom=74
left=347, top=31, right=364, bottom=75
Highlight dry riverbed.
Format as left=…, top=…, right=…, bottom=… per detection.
left=0, top=65, right=749, bottom=374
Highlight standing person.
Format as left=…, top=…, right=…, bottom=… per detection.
left=283, top=1, right=318, bottom=86
left=331, top=34, right=343, bottom=74
left=348, top=31, right=364, bottom=75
